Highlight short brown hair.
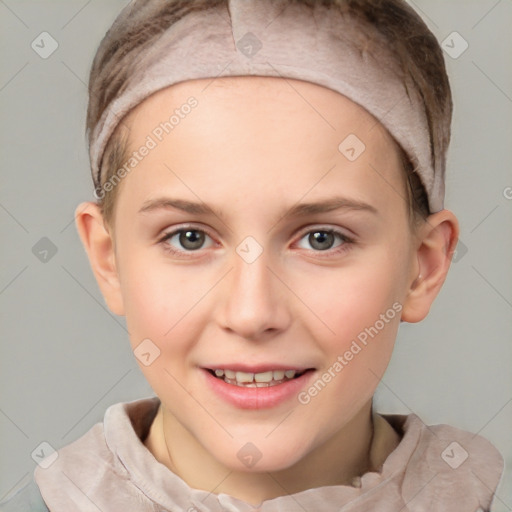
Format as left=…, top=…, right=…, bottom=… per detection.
left=87, top=0, right=451, bottom=227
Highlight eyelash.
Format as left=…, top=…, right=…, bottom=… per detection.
left=158, top=224, right=217, bottom=260
left=158, top=224, right=354, bottom=259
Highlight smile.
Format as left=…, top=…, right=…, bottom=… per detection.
left=202, top=366, right=316, bottom=409
left=208, top=369, right=307, bottom=387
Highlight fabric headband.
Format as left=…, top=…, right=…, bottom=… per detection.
left=89, top=0, right=445, bottom=212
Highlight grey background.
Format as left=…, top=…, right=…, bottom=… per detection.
left=1, top=0, right=511, bottom=508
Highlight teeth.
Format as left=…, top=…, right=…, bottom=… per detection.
left=273, top=370, right=285, bottom=380
left=235, top=371, right=254, bottom=383
left=254, top=371, right=273, bottom=383
left=212, top=368, right=301, bottom=385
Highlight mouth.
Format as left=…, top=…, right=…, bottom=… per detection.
left=202, top=366, right=316, bottom=409
left=206, top=368, right=313, bottom=387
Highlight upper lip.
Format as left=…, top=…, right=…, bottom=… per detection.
left=202, top=364, right=314, bottom=373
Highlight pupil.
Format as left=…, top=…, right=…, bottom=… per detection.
left=180, top=230, right=204, bottom=250
left=309, top=231, right=334, bottom=250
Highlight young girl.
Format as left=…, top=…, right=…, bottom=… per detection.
left=2, top=0, right=504, bottom=510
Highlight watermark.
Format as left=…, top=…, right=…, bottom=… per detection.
left=133, top=338, right=161, bottom=366
left=237, top=442, right=262, bottom=468
left=441, top=31, right=468, bottom=59
left=31, top=441, right=58, bottom=469
left=338, top=133, right=366, bottom=162
left=32, top=237, right=58, bottom=263
left=31, top=31, right=59, bottom=59
left=298, top=302, right=402, bottom=405
left=236, top=32, right=262, bottom=58
left=236, top=236, right=263, bottom=264
left=451, top=239, right=468, bottom=263
left=94, top=97, right=198, bottom=199
left=441, top=441, right=468, bottom=469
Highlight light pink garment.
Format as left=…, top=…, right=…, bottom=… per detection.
left=35, top=397, right=503, bottom=511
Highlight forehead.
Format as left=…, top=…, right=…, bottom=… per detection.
left=117, top=76, right=405, bottom=216
left=123, top=76, right=401, bottom=162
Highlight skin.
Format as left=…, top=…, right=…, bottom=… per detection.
left=76, top=77, right=458, bottom=505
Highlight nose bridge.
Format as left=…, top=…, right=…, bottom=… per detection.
left=232, top=251, right=271, bottom=301
left=218, top=245, right=289, bottom=339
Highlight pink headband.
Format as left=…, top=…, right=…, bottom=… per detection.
left=90, top=0, right=445, bottom=212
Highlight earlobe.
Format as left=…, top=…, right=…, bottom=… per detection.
left=401, top=210, right=459, bottom=323
left=75, top=202, right=125, bottom=316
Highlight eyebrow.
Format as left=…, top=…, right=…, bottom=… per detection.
left=283, top=197, right=378, bottom=218
left=138, top=196, right=378, bottom=219
left=139, top=198, right=219, bottom=216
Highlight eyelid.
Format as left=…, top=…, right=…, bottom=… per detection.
left=294, top=224, right=354, bottom=242
left=158, top=224, right=218, bottom=256
left=158, top=223, right=215, bottom=242
left=292, top=225, right=355, bottom=253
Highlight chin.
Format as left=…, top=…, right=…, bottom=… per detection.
left=212, top=437, right=309, bottom=474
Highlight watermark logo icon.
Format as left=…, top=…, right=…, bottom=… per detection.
left=31, top=441, right=58, bottom=469
left=338, top=134, right=366, bottom=162
left=441, top=441, right=468, bottom=469
left=452, top=240, right=468, bottom=263
left=32, top=237, right=58, bottom=263
left=236, top=236, right=263, bottom=264
left=236, top=32, right=262, bottom=58
left=237, top=442, right=262, bottom=468
left=134, top=338, right=161, bottom=366
left=442, top=31, right=468, bottom=59
left=31, top=32, right=59, bottom=59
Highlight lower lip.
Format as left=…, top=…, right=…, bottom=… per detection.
left=202, top=369, right=314, bottom=410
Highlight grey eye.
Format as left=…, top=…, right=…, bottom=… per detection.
left=297, top=230, right=346, bottom=251
left=308, top=231, right=335, bottom=250
left=166, top=229, right=213, bottom=251
left=179, top=230, right=205, bottom=250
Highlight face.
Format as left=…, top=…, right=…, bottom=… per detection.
left=109, top=77, right=418, bottom=472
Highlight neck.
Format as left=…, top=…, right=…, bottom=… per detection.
left=143, top=400, right=397, bottom=505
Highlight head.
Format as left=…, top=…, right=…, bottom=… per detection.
left=76, top=0, right=458, bottom=473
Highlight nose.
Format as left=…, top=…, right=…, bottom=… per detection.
left=217, top=249, right=291, bottom=341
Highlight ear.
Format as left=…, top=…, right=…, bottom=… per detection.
left=75, top=202, right=125, bottom=316
left=401, top=209, right=459, bottom=323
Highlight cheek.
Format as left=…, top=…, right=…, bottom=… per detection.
left=293, top=276, right=401, bottom=431
left=118, top=251, right=208, bottom=352
left=288, top=248, right=407, bottom=409
left=117, top=256, right=213, bottom=398
left=293, top=253, right=406, bottom=345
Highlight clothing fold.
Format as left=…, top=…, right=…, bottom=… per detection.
left=30, top=396, right=503, bottom=512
